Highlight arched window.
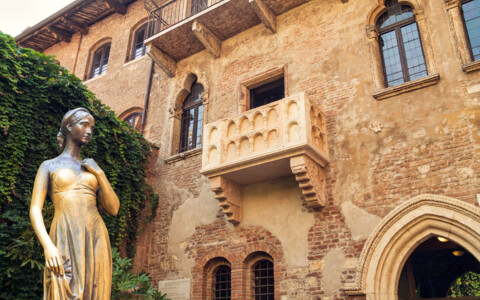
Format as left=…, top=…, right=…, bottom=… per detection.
left=124, top=111, right=143, bottom=131
left=461, top=0, right=480, bottom=61
left=252, top=259, right=274, bottom=300
left=130, top=23, right=147, bottom=61
left=377, top=0, right=427, bottom=87
left=179, top=80, right=204, bottom=152
left=213, top=265, right=231, bottom=300
left=89, top=42, right=111, bottom=79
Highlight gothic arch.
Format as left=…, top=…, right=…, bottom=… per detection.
left=366, top=0, right=422, bottom=26
left=344, top=194, right=480, bottom=300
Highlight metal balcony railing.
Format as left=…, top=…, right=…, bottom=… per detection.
left=144, top=0, right=225, bottom=38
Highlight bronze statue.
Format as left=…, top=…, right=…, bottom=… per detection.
left=30, top=108, right=120, bottom=299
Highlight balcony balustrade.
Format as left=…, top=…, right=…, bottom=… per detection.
left=200, top=93, right=329, bottom=224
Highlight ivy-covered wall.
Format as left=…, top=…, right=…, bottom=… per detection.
left=0, top=32, right=157, bottom=299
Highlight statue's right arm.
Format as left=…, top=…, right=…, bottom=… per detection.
left=29, top=162, right=63, bottom=276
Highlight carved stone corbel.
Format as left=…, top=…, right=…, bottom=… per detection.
left=209, top=176, right=242, bottom=224
left=168, top=106, right=182, bottom=119
left=290, top=155, right=326, bottom=208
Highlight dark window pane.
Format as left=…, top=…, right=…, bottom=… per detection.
left=463, top=0, right=480, bottom=60
left=253, top=260, right=274, bottom=300
left=214, top=266, right=231, bottom=300
left=90, top=43, right=110, bottom=79
left=180, top=81, right=204, bottom=152
left=132, top=25, right=147, bottom=60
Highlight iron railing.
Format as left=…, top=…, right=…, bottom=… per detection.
left=144, top=0, right=225, bottom=38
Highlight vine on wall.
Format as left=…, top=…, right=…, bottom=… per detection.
left=0, top=32, right=158, bottom=298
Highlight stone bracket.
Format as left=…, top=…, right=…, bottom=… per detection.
left=248, top=0, right=277, bottom=33
left=192, top=21, right=221, bottom=58
left=146, top=44, right=176, bottom=77
left=290, top=155, right=326, bottom=208
left=209, top=176, right=243, bottom=224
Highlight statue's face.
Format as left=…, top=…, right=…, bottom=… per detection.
left=68, top=115, right=95, bottom=146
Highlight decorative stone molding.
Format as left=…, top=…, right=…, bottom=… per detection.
left=201, top=93, right=329, bottom=223
left=290, top=155, right=326, bottom=208
left=366, top=1, right=439, bottom=96
left=344, top=194, right=480, bottom=299
left=462, top=60, right=480, bottom=73
left=372, top=73, right=440, bottom=100
left=444, top=0, right=478, bottom=69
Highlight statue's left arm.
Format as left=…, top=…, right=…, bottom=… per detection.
left=82, top=158, right=120, bottom=216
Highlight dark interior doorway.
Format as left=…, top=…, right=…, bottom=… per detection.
left=397, top=237, right=480, bottom=299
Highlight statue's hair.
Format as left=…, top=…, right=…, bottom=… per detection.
left=57, top=107, right=92, bottom=151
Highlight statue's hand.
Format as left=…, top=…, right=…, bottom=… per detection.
left=81, top=158, right=104, bottom=176
left=45, top=244, right=63, bottom=276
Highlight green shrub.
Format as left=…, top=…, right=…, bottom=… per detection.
left=0, top=32, right=158, bottom=299
left=448, top=271, right=480, bottom=297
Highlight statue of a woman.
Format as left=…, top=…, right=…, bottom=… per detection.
left=30, top=108, right=120, bottom=299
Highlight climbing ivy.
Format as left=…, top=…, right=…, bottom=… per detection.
left=448, top=271, right=480, bottom=297
left=0, top=32, right=158, bottom=299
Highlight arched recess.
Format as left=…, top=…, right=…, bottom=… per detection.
left=344, top=194, right=480, bottom=300
left=168, top=73, right=209, bottom=156
left=84, top=37, right=112, bottom=80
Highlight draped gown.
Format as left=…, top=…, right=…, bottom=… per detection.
left=44, top=168, right=112, bottom=300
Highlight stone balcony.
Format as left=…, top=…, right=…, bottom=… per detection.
left=144, top=0, right=312, bottom=77
left=200, top=93, right=329, bottom=224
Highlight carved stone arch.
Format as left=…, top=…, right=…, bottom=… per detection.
left=118, top=106, right=143, bottom=120
left=367, top=0, right=423, bottom=25
left=344, top=194, right=480, bottom=300
left=168, top=73, right=210, bottom=156
left=84, top=37, right=113, bottom=80
left=365, top=0, right=439, bottom=97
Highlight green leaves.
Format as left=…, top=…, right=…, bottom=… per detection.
left=448, top=271, right=480, bottom=297
left=0, top=31, right=158, bottom=299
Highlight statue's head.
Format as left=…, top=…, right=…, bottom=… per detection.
left=57, top=108, right=95, bottom=151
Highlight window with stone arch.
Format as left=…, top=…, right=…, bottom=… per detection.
left=179, top=80, right=204, bottom=152
left=367, top=0, right=439, bottom=99
left=377, top=0, right=427, bottom=87
left=128, top=21, right=148, bottom=62
left=88, top=42, right=111, bottom=79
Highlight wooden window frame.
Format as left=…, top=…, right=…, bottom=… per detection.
left=179, top=81, right=204, bottom=153
left=367, top=1, right=439, bottom=100
left=238, top=65, right=288, bottom=113
left=129, top=23, right=148, bottom=62
left=377, top=9, right=426, bottom=86
left=88, top=42, right=111, bottom=79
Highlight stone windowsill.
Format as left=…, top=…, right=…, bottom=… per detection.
left=373, top=73, right=440, bottom=100
left=123, top=54, right=148, bottom=67
left=462, top=60, right=480, bottom=73
left=84, top=72, right=107, bottom=84
left=164, top=147, right=202, bottom=164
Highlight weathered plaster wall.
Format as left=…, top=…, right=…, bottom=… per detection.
left=43, top=0, right=480, bottom=298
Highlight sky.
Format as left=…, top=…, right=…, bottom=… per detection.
left=0, top=0, right=76, bottom=37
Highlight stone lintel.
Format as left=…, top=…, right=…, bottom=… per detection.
left=290, top=155, right=326, bottom=208
left=146, top=45, right=176, bottom=77
left=209, top=176, right=242, bottom=224
left=47, top=26, right=72, bottom=43
left=248, top=0, right=277, bottom=34
left=192, top=21, right=221, bottom=58
left=105, top=0, right=127, bottom=15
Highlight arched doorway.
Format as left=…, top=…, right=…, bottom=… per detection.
left=398, top=236, right=480, bottom=299
left=344, top=194, right=480, bottom=300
